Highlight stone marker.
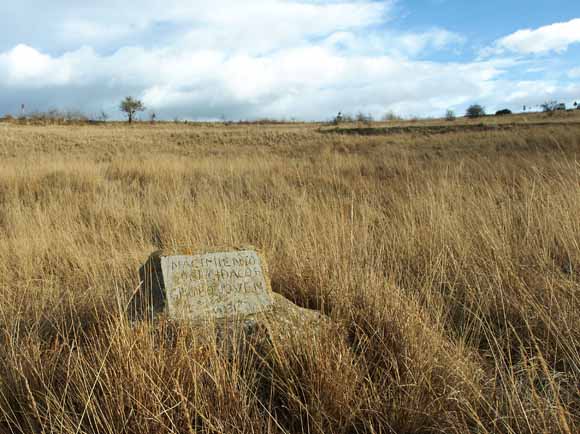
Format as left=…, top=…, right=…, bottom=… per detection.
left=137, top=248, right=274, bottom=322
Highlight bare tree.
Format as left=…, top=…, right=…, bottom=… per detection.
left=120, top=97, right=145, bottom=123
left=356, top=112, right=373, bottom=124
left=382, top=111, right=402, bottom=121
left=98, top=111, right=109, bottom=122
left=540, top=100, right=561, bottom=112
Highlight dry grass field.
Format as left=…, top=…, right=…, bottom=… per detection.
left=0, top=114, right=579, bottom=433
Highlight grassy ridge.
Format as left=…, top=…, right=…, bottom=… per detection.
left=0, top=120, right=578, bottom=433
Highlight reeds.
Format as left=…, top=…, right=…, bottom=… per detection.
left=0, top=121, right=578, bottom=433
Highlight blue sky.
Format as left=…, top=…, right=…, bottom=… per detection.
left=0, top=0, right=579, bottom=120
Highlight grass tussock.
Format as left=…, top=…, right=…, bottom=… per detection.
left=0, top=121, right=579, bottom=433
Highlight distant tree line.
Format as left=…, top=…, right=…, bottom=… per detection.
left=3, top=95, right=580, bottom=125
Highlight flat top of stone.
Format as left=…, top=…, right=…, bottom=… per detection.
left=150, top=245, right=259, bottom=257
left=156, top=247, right=274, bottom=321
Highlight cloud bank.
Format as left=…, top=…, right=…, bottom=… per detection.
left=0, top=1, right=578, bottom=120
left=482, top=18, right=580, bottom=56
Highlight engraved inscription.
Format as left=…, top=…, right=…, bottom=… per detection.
left=160, top=250, right=273, bottom=320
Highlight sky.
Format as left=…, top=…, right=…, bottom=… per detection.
left=1, top=0, right=579, bottom=121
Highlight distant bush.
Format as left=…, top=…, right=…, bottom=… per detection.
left=382, top=111, right=402, bottom=121
left=495, top=109, right=512, bottom=116
left=356, top=112, right=374, bottom=124
left=466, top=104, right=486, bottom=118
left=238, top=118, right=288, bottom=125
left=541, top=100, right=566, bottom=112
left=445, top=109, right=456, bottom=121
left=12, top=109, right=89, bottom=124
left=333, top=112, right=344, bottom=125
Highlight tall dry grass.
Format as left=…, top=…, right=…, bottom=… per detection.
left=0, top=121, right=579, bottom=433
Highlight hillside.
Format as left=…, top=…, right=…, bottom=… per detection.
left=0, top=118, right=578, bottom=433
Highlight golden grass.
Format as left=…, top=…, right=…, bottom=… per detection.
left=0, top=119, right=579, bottom=433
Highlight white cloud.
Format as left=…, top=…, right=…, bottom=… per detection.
left=1, top=1, right=392, bottom=53
left=569, top=67, right=580, bottom=79
left=0, top=41, right=513, bottom=120
left=482, top=18, right=580, bottom=56
left=1, top=39, right=573, bottom=120
left=0, top=45, right=100, bottom=87
left=322, top=28, right=464, bottom=57
left=395, top=29, right=465, bottom=57
left=0, top=1, right=575, bottom=120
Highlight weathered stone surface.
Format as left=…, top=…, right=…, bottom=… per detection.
left=133, top=246, right=330, bottom=355
left=180, top=292, right=327, bottom=354
left=264, top=293, right=323, bottom=333
left=135, top=247, right=275, bottom=322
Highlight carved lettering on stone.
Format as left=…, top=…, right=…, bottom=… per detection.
left=143, top=249, right=274, bottom=321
